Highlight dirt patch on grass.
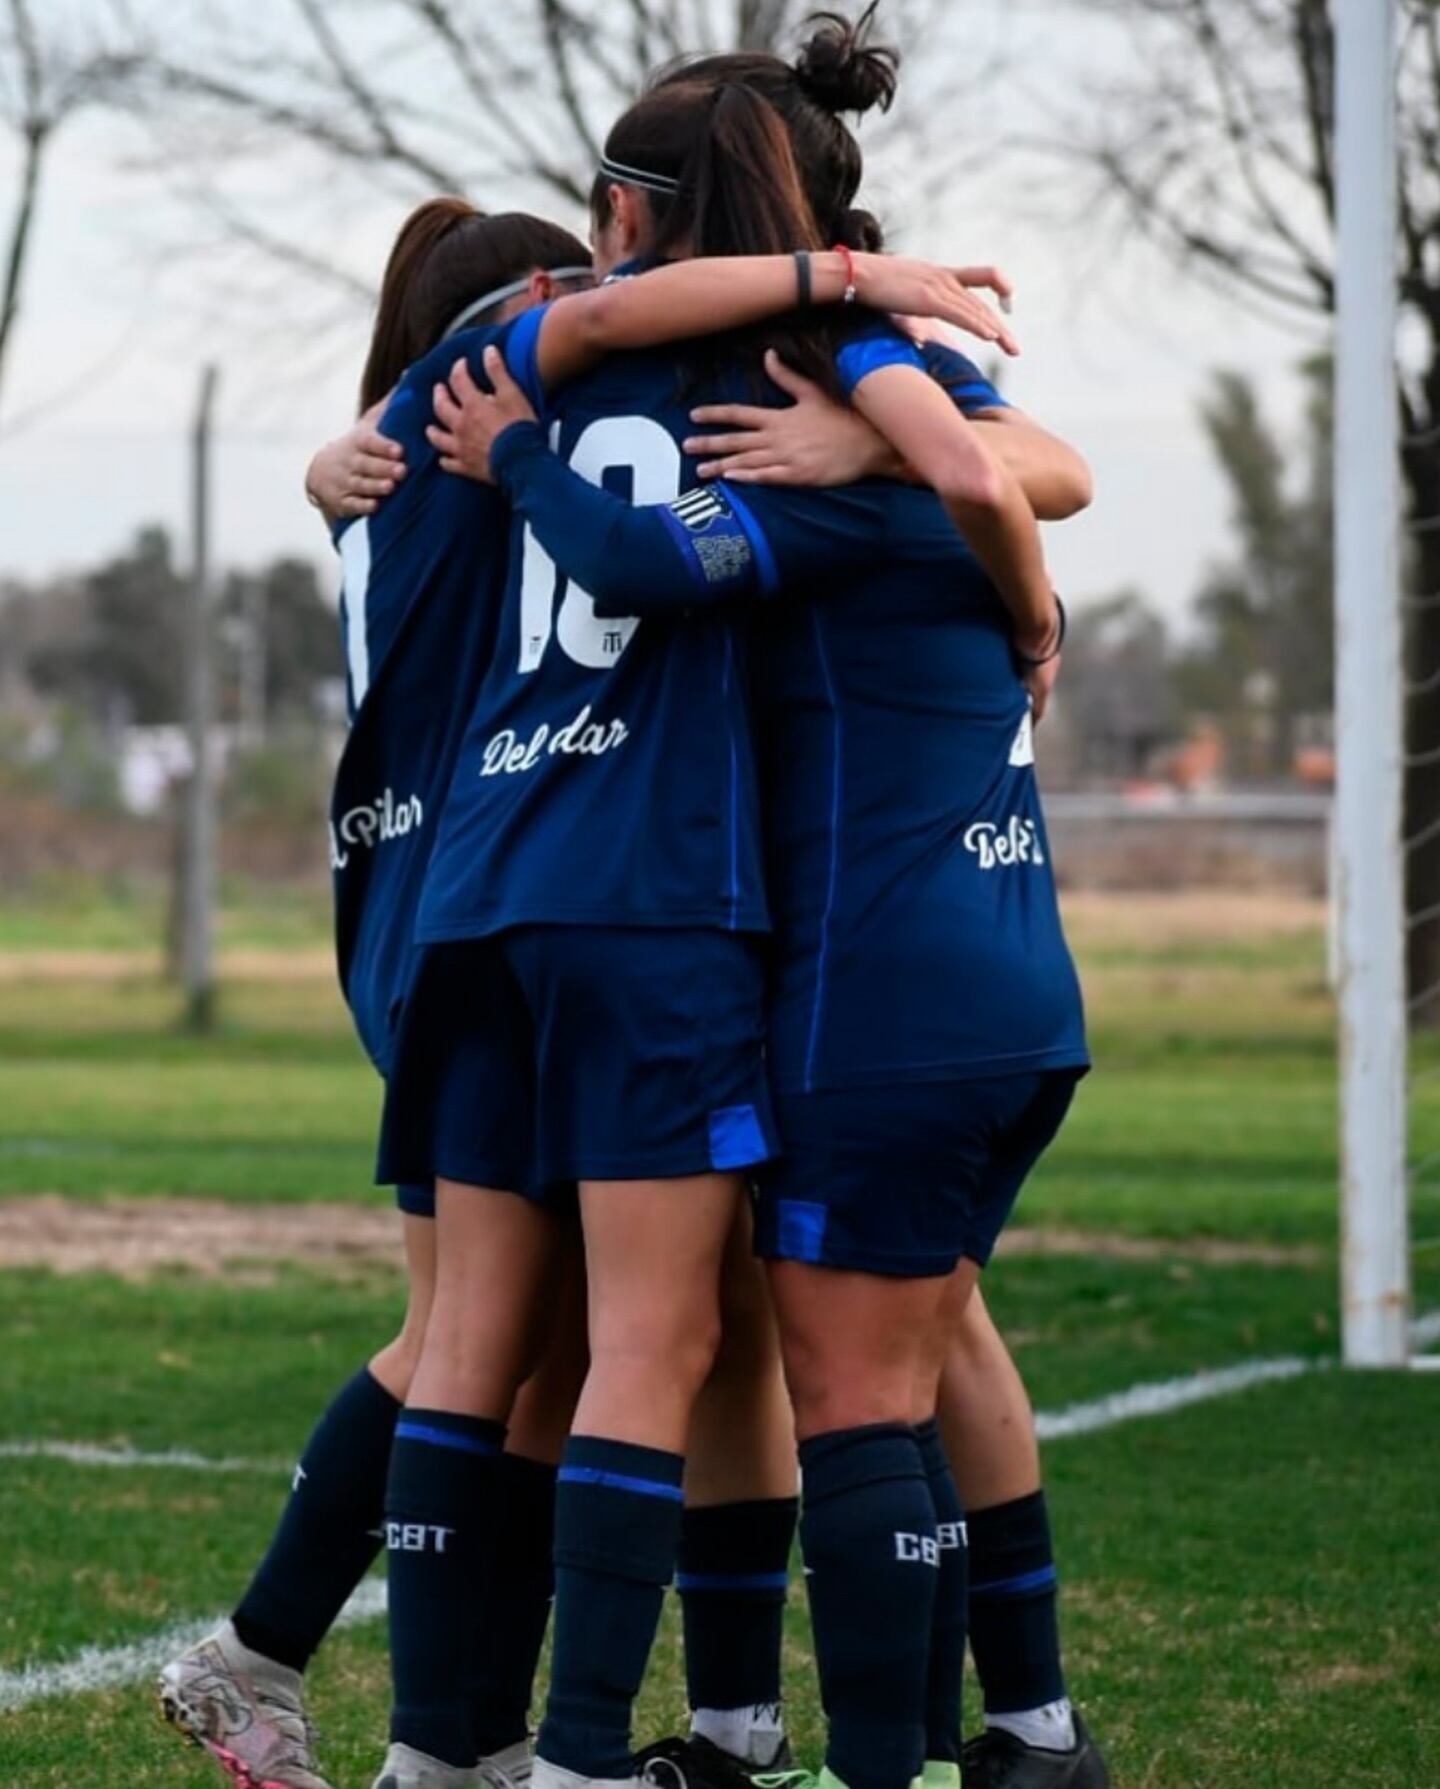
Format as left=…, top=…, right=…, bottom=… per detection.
left=0, top=1195, right=404, bottom=1280
left=0, top=1196, right=1320, bottom=1280
left=0, top=950, right=335, bottom=983
left=1296, top=1660, right=1396, bottom=1691
left=998, top=1227, right=1324, bottom=1267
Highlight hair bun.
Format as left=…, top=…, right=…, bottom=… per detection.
left=795, top=6, right=899, bottom=117
left=838, top=206, right=886, bottom=253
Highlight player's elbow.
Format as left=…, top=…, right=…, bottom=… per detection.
left=1049, top=451, right=1095, bottom=520
left=933, top=453, right=1007, bottom=515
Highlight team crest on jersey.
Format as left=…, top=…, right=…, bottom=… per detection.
left=668, top=488, right=728, bottom=532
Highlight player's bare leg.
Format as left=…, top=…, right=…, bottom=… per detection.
left=639, top=1205, right=799, bottom=1781
left=763, top=1258, right=968, bottom=1789
left=160, top=1215, right=440, bottom=1789
left=940, top=1289, right=1109, bottom=1789
left=470, top=1240, right=590, bottom=1789
left=377, top=1182, right=561, bottom=1789
left=531, top=1173, right=739, bottom=1789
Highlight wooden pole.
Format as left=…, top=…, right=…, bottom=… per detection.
left=180, top=364, right=219, bottom=1033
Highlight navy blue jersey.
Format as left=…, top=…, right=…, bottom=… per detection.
left=751, top=335, right=1082, bottom=1089
left=751, top=545, right=1087, bottom=1092
left=330, top=317, right=522, bottom=1074
left=416, top=319, right=895, bottom=943
left=919, top=337, right=1011, bottom=413
left=480, top=385, right=1087, bottom=1092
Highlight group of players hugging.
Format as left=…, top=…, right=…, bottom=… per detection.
left=158, top=10, right=1106, bottom=1789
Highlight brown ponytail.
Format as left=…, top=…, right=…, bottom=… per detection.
left=654, top=83, right=824, bottom=262
left=596, top=80, right=848, bottom=392
left=359, top=202, right=591, bottom=411
left=361, top=198, right=478, bottom=412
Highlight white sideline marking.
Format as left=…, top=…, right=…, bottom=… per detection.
left=1035, top=1354, right=1312, bottom=1441
left=2, top=1310, right=1437, bottom=1715
left=0, top=1580, right=388, bottom=1714
left=0, top=1440, right=286, bottom=1474
left=1036, top=1309, right=1440, bottom=1440
left=7, top=1312, right=1440, bottom=1483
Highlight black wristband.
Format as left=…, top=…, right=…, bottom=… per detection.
left=1015, top=594, right=1067, bottom=668
left=794, top=250, right=813, bottom=310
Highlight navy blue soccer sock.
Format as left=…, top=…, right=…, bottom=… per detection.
left=539, top=1435, right=686, bottom=1779
left=966, top=1490, right=1067, bottom=1717
left=678, top=1497, right=798, bottom=1761
left=799, top=1425, right=938, bottom=1789
left=913, top=1419, right=967, bottom=1766
left=471, top=1452, right=558, bottom=1758
left=385, top=1409, right=508, bottom=1768
left=232, top=1367, right=399, bottom=1672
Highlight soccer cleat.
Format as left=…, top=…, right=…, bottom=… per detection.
left=480, top=1740, right=535, bottom=1789
left=960, top=1714, right=1110, bottom=1789
left=531, top=1761, right=641, bottom=1789
left=636, top=1735, right=795, bottom=1789
left=750, top=1769, right=846, bottom=1789
left=157, top=1620, right=333, bottom=1789
left=372, top=1741, right=484, bottom=1789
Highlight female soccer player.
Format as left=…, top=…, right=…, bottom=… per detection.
left=439, top=333, right=1091, bottom=1789
left=324, top=33, right=1103, bottom=1780
left=160, top=203, right=593, bottom=1789
left=372, top=75, right=1058, bottom=1789
left=660, top=21, right=1108, bottom=1786
left=422, top=34, right=1094, bottom=1781
left=159, top=191, right=1012, bottom=1789
left=384, top=24, right=1101, bottom=1778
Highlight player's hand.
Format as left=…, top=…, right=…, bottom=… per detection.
left=1022, top=654, right=1060, bottom=724
left=305, top=403, right=405, bottom=520
left=428, top=348, right=538, bottom=483
left=685, top=350, right=893, bottom=486
left=852, top=255, right=1019, bottom=357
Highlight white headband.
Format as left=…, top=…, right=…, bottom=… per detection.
left=600, top=155, right=682, bottom=197
left=442, top=266, right=594, bottom=340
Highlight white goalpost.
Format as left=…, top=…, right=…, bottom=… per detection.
left=1334, top=0, right=1413, bottom=1368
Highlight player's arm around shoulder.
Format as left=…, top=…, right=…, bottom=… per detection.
left=970, top=408, right=1094, bottom=523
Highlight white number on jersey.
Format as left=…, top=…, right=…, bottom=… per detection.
left=339, top=519, right=372, bottom=709
left=517, top=415, right=681, bottom=675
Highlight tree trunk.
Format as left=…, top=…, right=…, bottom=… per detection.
left=0, top=121, right=47, bottom=421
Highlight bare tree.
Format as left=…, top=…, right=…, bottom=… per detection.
left=108, top=0, right=962, bottom=320
left=1062, top=0, right=1440, bottom=1004
left=0, top=0, right=135, bottom=418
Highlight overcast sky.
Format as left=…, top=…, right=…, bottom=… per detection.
left=0, top=3, right=1329, bottom=628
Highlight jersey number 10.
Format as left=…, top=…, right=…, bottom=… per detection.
left=517, top=415, right=680, bottom=675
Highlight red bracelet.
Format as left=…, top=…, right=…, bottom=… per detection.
left=832, top=243, right=858, bottom=305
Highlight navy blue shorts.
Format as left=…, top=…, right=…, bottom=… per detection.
left=378, top=927, right=776, bottom=1197
left=754, top=1069, right=1085, bottom=1279
left=395, top=1182, right=435, bottom=1218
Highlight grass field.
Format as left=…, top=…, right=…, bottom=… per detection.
left=0, top=891, right=1438, bottom=1789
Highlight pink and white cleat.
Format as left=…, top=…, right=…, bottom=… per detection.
left=158, top=1620, right=334, bottom=1789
